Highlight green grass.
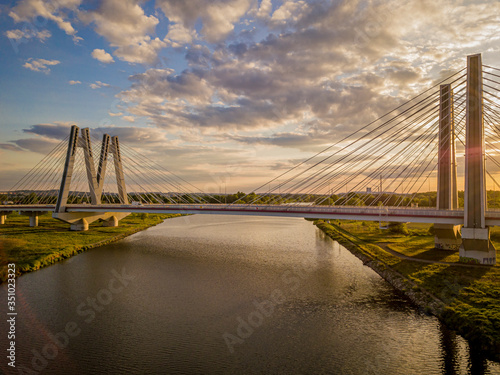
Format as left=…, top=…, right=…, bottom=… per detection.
left=314, top=219, right=500, bottom=360
left=0, top=212, right=180, bottom=282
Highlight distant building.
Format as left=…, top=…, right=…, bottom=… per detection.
left=366, top=187, right=372, bottom=194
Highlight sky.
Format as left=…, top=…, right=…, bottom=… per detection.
left=0, top=0, right=499, bottom=193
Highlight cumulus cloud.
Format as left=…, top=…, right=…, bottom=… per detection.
left=157, top=0, right=253, bottom=43
left=23, top=58, right=60, bottom=74
left=122, top=115, right=135, bottom=122
left=5, top=28, right=51, bottom=41
left=80, top=0, right=165, bottom=64
left=9, top=0, right=82, bottom=41
left=165, top=23, right=197, bottom=47
left=91, top=48, right=114, bottom=63
left=116, top=0, right=500, bottom=156
left=68, top=80, right=81, bottom=85
left=89, top=81, right=110, bottom=89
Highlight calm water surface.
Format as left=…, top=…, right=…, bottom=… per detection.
left=1, top=215, right=499, bottom=374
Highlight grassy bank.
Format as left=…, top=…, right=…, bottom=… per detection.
left=313, top=219, right=500, bottom=361
left=0, top=212, right=181, bottom=282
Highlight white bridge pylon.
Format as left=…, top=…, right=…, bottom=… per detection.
left=53, top=125, right=130, bottom=230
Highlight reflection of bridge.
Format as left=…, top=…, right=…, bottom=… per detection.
left=2, top=54, right=500, bottom=265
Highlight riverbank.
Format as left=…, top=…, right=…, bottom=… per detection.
left=0, top=212, right=181, bottom=283
left=313, top=219, right=500, bottom=362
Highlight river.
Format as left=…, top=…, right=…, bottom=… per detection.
left=1, top=215, right=499, bottom=374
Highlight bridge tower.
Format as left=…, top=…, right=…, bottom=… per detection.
left=53, top=125, right=130, bottom=231
left=434, top=84, right=461, bottom=250
left=459, top=54, right=496, bottom=265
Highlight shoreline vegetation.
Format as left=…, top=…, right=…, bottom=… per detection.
left=312, top=219, right=500, bottom=362
left=0, top=212, right=181, bottom=283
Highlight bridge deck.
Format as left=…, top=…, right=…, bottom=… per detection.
left=4, top=204, right=500, bottom=226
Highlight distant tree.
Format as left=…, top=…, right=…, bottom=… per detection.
left=26, top=192, right=39, bottom=204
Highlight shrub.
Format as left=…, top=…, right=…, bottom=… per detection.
left=388, top=222, right=409, bottom=235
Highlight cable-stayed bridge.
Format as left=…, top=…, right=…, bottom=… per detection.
left=2, top=54, right=500, bottom=265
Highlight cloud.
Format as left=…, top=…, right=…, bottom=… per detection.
left=20, top=122, right=168, bottom=147
left=157, top=0, right=253, bottom=43
left=112, top=37, right=166, bottom=64
left=89, top=81, right=110, bottom=89
left=91, top=48, right=114, bottom=63
left=5, top=28, right=51, bottom=41
left=270, top=0, right=309, bottom=26
left=9, top=0, right=82, bottom=40
left=122, top=115, right=135, bottom=122
left=0, top=143, right=23, bottom=152
left=115, top=0, right=500, bottom=158
left=22, top=58, right=60, bottom=74
left=165, top=23, right=197, bottom=47
left=12, top=137, right=62, bottom=154
left=108, top=112, right=123, bottom=117
left=68, top=80, right=81, bottom=85
left=23, top=122, right=74, bottom=140
left=120, top=68, right=213, bottom=109
left=79, top=0, right=165, bottom=64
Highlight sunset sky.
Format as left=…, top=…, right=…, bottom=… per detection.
left=1, top=0, right=499, bottom=193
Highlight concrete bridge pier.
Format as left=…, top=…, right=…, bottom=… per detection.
left=29, top=215, right=38, bottom=227
left=102, top=215, right=119, bottom=227
left=0, top=213, right=7, bottom=225
left=459, top=54, right=496, bottom=265
left=71, top=218, right=89, bottom=231
left=20, top=211, right=44, bottom=227
left=434, top=224, right=461, bottom=250
left=435, top=83, right=461, bottom=250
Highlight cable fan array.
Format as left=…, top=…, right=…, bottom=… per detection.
left=7, top=136, right=70, bottom=205
left=7, top=133, right=220, bottom=206
left=235, top=69, right=470, bottom=208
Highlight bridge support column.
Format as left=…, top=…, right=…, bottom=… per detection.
left=71, top=218, right=89, bottom=231
left=435, top=84, right=461, bottom=250
left=20, top=211, right=43, bottom=227
left=53, top=211, right=130, bottom=231
left=102, top=215, right=119, bottom=227
left=29, top=215, right=38, bottom=227
left=0, top=214, right=6, bottom=225
left=459, top=54, right=496, bottom=265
